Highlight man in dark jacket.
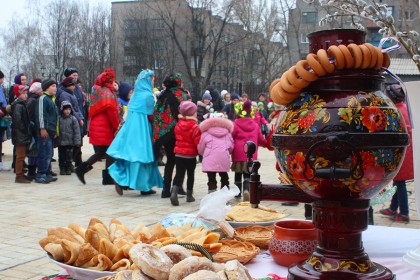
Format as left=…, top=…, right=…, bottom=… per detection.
left=206, top=85, right=224, bottom=112
left=35, top=79, right=58, bottom=184
left=11, top=85, right=31, bottom=183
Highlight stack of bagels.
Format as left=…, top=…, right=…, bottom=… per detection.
left=270, top=43, right=391, bottom=105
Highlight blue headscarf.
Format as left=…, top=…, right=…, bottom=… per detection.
left=128, top=69, right=155, bottom=114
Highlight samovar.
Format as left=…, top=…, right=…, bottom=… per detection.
left=249, top=29, right=409, bottom=279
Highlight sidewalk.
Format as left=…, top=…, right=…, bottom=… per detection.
left=0, top=139, right=418, bottom=279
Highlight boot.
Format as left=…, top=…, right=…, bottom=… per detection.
left=186, top=190, right=195, bottom=202
left=207, top=181, right=217, bottom=194
left=178, top=185, right=187, bottom=196
left=75, top=162, right=93, bottom=184
left=243, top=178, right=250, bottom=202
left=102, top=169, right=114, bottom=185
left=170, top=185, right=179, bottom=206
left=161, top=185, right=171, bottom=198
left=15, top=176, right=31, bottom=184
left=235, top=182, right=242, bottom=199
left=26, top=165, right=37, bottom=180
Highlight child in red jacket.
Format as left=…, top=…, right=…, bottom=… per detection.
left=171, top=101, right=201, bottom=206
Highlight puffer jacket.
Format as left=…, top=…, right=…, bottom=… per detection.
left=231, top=117, right=267, bottom=162
left=35, top=93, right=57, bottom=138
left=198, top=117, right=234, bottom=172
left=89, top=109, right=119, bottom=146
left=174, top=116, right=201, bottom=156
left=58, top=114, right=81, bottom=146
left=11, top=99, right=31, bottom=145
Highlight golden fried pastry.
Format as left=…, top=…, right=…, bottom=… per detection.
left=234, top=225, right=273, bottom=249
left=225, top=202, right=286, bottom=222
left=61, top=239, right=81, bottom=264
left=212, top=239, right=260, bottom=264
left=168, top=256, right=214, bottom=280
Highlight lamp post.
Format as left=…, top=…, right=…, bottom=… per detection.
left=40, top=66, right=61, bottom=80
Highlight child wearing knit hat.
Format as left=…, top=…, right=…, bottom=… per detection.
left=11, top=85, right=31, bottom=183
left=170, top=101, right=201, bottom=206
left=197, top=90, right=213, bottom=124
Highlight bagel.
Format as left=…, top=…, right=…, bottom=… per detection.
left=269, top=78, right=281, bottom=93
left=347, top=43, right=363, bottom=69
left=374, top=46, right=384, bottom=70
left=286, top=66, right=311, bottom=89
left=306, top=53, right=327, bottom=76
left=168, top=256, right=214, bottom=280
left=296, top=60, right=318, bottom=82
left=359, top=44, right=372, bottom=69
left=129, top=243, right=173, bottom=280
left=317, top=49, right=335, bottom=73
left=364, top=43, right=378, bottom=68
left=161, top=244, right=192, bottom=264
left=280, top=72, right=301, bottom=93
left=338, top=44, right=354, bottom=68
left=183, top=270, right=221, bottom=280
left=271, top=82, right=300, bottom=105
left=327, top=45, right=345, bottom=70
left=270, top=87, right=296, bottom=106
left=383, top=52, right=391, bottom=68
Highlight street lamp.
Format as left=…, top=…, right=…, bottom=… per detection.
left=40, top=66, right=46, bottom=77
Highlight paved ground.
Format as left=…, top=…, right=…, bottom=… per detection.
left=0, top=139, right=418, bottom=280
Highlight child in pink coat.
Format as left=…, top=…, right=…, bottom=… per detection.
left=231, top=100, right=267, bottom=201
left=198, top=113, right=234, bottom=193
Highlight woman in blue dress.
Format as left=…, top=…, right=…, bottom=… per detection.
left=107, top=69, right=163, bottom=195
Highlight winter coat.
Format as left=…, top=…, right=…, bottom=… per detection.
left=222, top=103, right=237, bottom=121
left=58, top=114, right=81, bottom=146
left=206, top=85, right=224, bottom=111
left=231, top=117, right=267, bottom=162
left=174, top=116, right=201, bottom=156
left=11, top=99, right=31, bottom=145
left=89, top=109, right=119, bottom=146
left=394, top=102, right=413, bottom=181
left=198, top=117, right=234, bottom=172
left=56, top=87, right=84, bottom=122
left=254, top=110, right=268, bottom=127
left=197, top=100, right=213, bottom=123
left=35, top=93, right=58, bottom=138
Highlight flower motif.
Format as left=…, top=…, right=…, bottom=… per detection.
left=361, top=106, right=387, bottom=132
left=297, top=111, right=315, bottom=129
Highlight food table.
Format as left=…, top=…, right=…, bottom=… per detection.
left=246, top=225, right=420, bottom=279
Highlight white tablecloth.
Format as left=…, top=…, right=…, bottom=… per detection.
left=246, top=225, right=420, bottom=279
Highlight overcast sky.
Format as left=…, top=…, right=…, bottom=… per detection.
left=0, top=0, right=126, bottom=26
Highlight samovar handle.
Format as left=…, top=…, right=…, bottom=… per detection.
left=303, top=135, right=364, bottom=181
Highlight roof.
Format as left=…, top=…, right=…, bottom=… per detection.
left=388, top=58, right=420, bottom=76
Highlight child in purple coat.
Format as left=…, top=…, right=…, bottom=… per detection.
left=231, top=100, right=267, bottom=201
left=198, top=112, right=234, bottom=193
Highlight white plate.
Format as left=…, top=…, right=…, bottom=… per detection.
left=47, top=254, right=117, bottom=280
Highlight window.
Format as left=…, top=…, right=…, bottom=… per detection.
left=386, top=6, right=393, bottom=17
left=302, top=12, right=317, bottom=24
left=301, top=33, right=309, bottom=43
left=124, top=55, right=137, bottom=66
left=152, top=19, right=165, bottom=30
left=152, top=39, right=165, bottom=50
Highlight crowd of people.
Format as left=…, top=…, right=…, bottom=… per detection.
left=0, top=68, right=413, bottom=221
left=0, top=67, right=276, bottom=205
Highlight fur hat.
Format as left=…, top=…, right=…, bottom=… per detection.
left=14, top=85, right=27, bottom=97
left=202, top=90, right=212, bottom=101
left=231, top=93, right=240, bottom=100
left=179, top=101, right=197, bottom=117
left=199, top=112, right=234, bottom=133
left=221, top=90, right=228, bottom=97
left=29, top=82, right=42, bottom=94
left=42, top=79, right=57, bottom=91
left=64, top=67, right=78, bottom=77
left=386, top=83, right=405, bottom=104
left=61, top=77, right=75, bottom=88
left=118, top=82, right=133, bottom=102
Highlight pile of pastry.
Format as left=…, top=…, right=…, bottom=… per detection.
left=225, top=202, right=286, bottom=223
left=39, top=218, right=224, bottom=272
left=98, top=243, right=253, bottom=280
